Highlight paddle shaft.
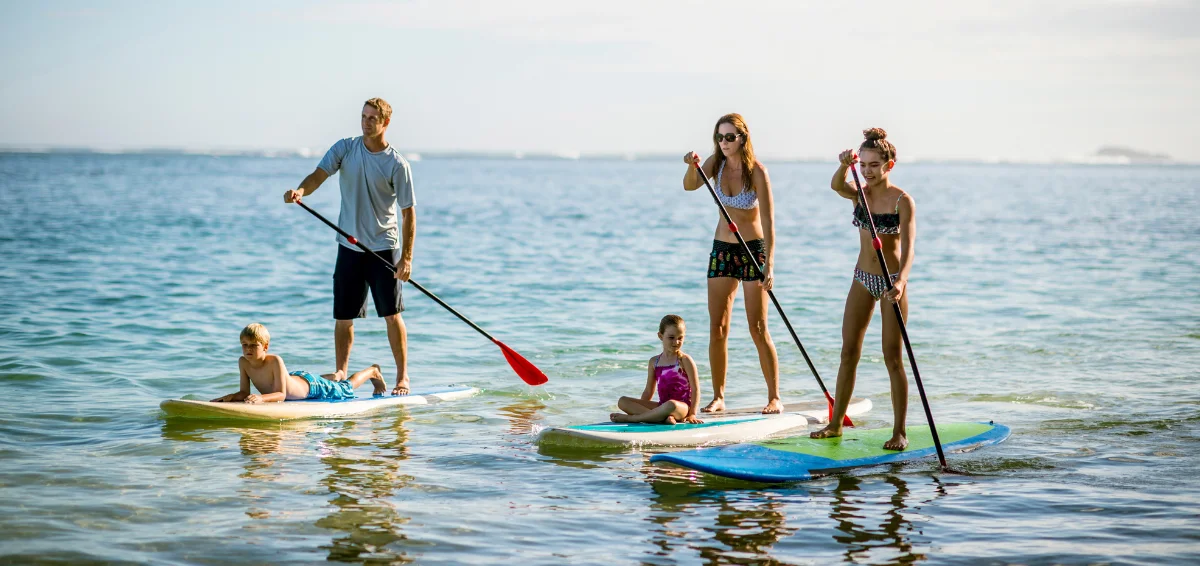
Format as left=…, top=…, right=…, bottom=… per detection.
left=846, top=165, right=948, bottom=468
left=293, top=199, right=499, bottom=344
left=690, top=161, right=833, bottom=398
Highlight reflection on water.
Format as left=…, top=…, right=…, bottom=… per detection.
left=827, top=473, right=942, bottom=564
left=317, top=411, right=415, bottom=564
left=640, top=460, right=951, bottom=564
left=497, top=398, right=545, bottom=436
left=643, top=468, right=796, bottom=564
left=159, top=413, right=420, bottom=563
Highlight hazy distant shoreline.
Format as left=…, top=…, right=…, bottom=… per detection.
left=0, top=146, right=1188, bottom=166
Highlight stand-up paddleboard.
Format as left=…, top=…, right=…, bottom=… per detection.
left=160, top=386, right=479, bottom=421
left=537, top=397, right=872, bottom=447
left=650, top=421, right=1010, bottom=482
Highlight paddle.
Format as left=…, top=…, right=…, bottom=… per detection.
left=292, top=199, right=549, bottom=386
left=845, top=160, right=950, bottom=470
left=689, top=157, right=853, bottom=427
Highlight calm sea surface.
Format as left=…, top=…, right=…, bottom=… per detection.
left=0, top=153, right=1198, bottom=565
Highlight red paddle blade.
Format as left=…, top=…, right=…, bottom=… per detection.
left=496, top=340, right=548, bottom=386
left=824, top=392, right=855, bottom=428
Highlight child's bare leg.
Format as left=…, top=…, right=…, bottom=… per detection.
left=610, top=397, right=659, bottom=421
left=346, top=364, right=387, bottom=395
left=812, top=283, right=875, bottom=439
left=612, top=401, right=687, bottom=424
left=881, top=295, right=910, bottom=451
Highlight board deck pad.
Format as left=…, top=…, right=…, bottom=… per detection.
left=536, top=397, right=872, bottom=447
left=160, top=386, right=479, bottom=421
left=649, top=421, right=1010, bottom=482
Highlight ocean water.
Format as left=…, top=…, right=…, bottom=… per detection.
left=0, top=153, right=1198, bottom=565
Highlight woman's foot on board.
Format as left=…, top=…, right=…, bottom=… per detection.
left=810, top=424, right=843, bottom=439
left=610, top=412, right=631, bottom=423
left=700, top=398, right=726, bottom=413
left=762, top=399, right=784, bottom=414
left=391, top=374, right=410, bottom=396
left=664, top=416, right=678, bottom=425
left=368, top=364, right=387, bottom=396
left=883, top=432, right=908, bottom=451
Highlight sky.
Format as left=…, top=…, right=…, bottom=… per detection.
left=1, top=0, right=1197, bottom=162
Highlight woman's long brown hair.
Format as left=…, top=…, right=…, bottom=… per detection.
left=711, top=113, right=756, bottom=192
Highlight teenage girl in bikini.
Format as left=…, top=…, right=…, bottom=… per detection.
left=811, top=128, right=916, bottom=450
left=682, top=113, right=783, bottom=415
left=610, top=315, right=703, bottom=424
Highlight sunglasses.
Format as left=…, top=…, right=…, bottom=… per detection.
left=714, top=132, right=743, bottom=143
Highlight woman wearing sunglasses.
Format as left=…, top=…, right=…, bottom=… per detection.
left=682, top=113, right=782, bottom=414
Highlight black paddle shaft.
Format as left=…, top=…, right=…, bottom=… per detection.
left=690, top=161, right=833, bottom=397
left=293, top=199, right=498, bottom=344
left=846, top=164, right=948, bottom=469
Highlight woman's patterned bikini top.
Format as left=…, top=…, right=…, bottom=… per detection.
left=714, top=160, right=758, bottom=210
left=852, top=193, right=905, bottom=235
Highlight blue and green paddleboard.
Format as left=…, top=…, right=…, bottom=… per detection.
left=649, top=421, right=1010, bottom=482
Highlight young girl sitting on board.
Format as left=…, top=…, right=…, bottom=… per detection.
left=610, top=315, right=703, bottom=425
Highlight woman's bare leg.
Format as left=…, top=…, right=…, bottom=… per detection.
left=703, top=277, right=739, bottom=412
left=811, top=281, right=877, bottom=438
left=743, top=280, right=782, bottom=414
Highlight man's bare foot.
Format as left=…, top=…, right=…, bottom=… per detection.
left=762, top=399, right=784, bottom=414
left=700, top=398, right=725, bottom=413
left=322, top=369, right=348, bottom=382
left=610, top=412, right=631, bottom=423
left=665, top=416, right=678, bottom=425
left=810, top=425, right=843, bottom=439
left=368, top=364, right=386, bottom=396
left=392, top=375, right=410, bottom=396
left=883, top=432, right=908, bottom=451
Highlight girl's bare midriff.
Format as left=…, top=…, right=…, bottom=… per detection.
left=855, top=230, right=901, bottom=276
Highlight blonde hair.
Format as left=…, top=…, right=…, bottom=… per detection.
left=859, top=127, right=896, bottom=161
left=364, top=97, right=393, bottom=121
left=240, top=323, right=270, bottom=346
left=658, top=314, right=685, bottom=334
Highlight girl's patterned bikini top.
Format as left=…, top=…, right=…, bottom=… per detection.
left=714, top=160, right=758, bottom=210
left=852, top=193, right=905, bottom=235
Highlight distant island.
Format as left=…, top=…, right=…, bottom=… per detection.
left=1089, top=146, right=1172, bottom=164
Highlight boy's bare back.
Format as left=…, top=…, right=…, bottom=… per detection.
left=241, top=354, right=310, bottom=400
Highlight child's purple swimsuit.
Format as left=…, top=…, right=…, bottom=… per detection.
left=654, top=355, right=691, bottom=406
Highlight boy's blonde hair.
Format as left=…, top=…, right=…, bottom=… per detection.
left=364, top=97, right=393, bottom=121
left=240, top=323, right=270, bottom=346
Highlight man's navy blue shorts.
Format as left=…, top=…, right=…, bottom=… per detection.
left=333, top=245, right=403, bottom=319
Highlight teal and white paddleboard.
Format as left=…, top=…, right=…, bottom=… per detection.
left=650, top=421, right=1010, bottom=481
left=537, top=397, right=872, bottom=447
left=160, top=385, right=479, bottom=421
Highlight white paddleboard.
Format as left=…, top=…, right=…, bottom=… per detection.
left=160, top=385, right=479, bottom=421
left=537, top=397, right=872, bottom=447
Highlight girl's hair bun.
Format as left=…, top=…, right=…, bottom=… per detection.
left=863, top=127, right=887, bottom=141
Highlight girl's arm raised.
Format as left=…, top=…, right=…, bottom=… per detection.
left=681, top=355, right=703, bottom=424
left=831, top=150, right=859, bottom=200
